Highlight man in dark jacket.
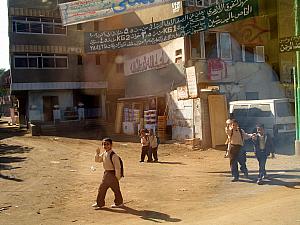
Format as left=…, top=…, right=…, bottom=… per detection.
left=252, top=123, right=275, bottom=185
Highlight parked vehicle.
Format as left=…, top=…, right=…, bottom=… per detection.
left=229, top=98, right=295, bottom=138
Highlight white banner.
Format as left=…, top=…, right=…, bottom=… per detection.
left=124, top=48, right=171, bottom=76
left=186, top=66, right=198, bottom=98
left=59, top=0, right=182, bottom=26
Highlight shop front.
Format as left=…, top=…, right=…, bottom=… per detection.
left=115, top=95, right=167, bottom=138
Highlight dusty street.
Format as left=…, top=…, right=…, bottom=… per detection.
left=0, top=122, right=300, bottom=225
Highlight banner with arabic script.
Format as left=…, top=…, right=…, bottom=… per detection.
left=279, top=35, right=300, bottom=53
left=59, top=0, right=182, bottom=26
left=84, top=0, right=259, bottom=52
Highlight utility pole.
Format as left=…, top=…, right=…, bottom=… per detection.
left=295, top=0, right=300, bottom=156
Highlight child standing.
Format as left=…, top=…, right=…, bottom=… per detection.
left=93, top=138, right=124, bottom=209
left=140, top=129, right=151, bottom=162
left=149, top=129, right=159, bottom=162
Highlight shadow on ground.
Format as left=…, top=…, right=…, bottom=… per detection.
left=97, top=206, right=181, bottom=223
left=207, top=169, right=300, bottom=188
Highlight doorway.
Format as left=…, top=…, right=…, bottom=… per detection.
left=43, top=96, right=59, bottom=122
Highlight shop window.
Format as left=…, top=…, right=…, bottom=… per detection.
left=77, top=55, right=83, bottom=65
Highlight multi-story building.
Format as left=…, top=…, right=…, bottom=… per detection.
left=8, top=0, right=125, bottom=125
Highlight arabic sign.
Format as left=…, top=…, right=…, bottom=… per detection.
left=85, top=0, right=259, bottom=52
left=59, top=0, right=182, bottom=26
left=124, top=48, right=171, bottom=76
left=186, top=66, right=198, bottom=98
left=207, top=58, right=227, bottom=80
left=279, top=35, right=300, bottom=53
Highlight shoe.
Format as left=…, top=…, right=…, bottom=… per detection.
left=92, top=203, right=98, bottom=207
left=153, top=160, right=158, bottom=162
left=231, top=178, right=239, bottom=182
left=257, top=179, right=263, bottom=185
left=139, top=161, right=144, bottom=163
left=111, top=203, right=124, bottom=208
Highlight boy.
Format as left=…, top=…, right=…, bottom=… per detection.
left=93, top=138, right=124, bottom=209
left=149, top=129, right=159, bottom=162
left=226, top=119, right=252, bottom=182
left=252, top=124, right=275, bottom=185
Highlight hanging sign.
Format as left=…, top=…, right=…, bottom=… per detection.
left=279, top=35, right=300, bottom=53
left=186, top=66, right=198, bottom=98
left=124, top=48, right=171, bottom=76
left=84, top=0, right=259, bottom=52
left=59, top=0, right=182, bottom=26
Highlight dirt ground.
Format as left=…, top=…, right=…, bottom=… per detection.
left=0, top=121, right=300, bottom=225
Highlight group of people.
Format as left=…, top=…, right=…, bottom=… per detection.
left=90, top=119, right=275, bottom=209
left=139, top=128, right=159, bottom=163
left=225, top=119, right=275, bottom=185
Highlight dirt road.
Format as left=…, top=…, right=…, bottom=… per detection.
left=0, top=123, right=300, bottom=225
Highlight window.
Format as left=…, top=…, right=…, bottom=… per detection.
left=77, top=55, right=83, bottom=65
left=248, top=104, right=272, bottom=117
left=255, top=46, right=265, bottom=62
left=232, top=105, right=248, bottom=117
left=96, top=55, right=101, bottom=65
left=242, top=45, right=265, bottom=63
left=12, top=16, right=66, bottom=35
left=276, top=102, right=295, bottom=117
left=219, top=33, right=232, bottom=60
left=190, top=32, right=231, bottom=60
left=14, top=53, right=68, bottom=69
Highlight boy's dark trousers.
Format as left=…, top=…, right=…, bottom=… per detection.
left=151, top=147, right=158, bottom=161
left=255, top=150, right=268, bottom=179
left=141, top=146, right=150, bottom=162
left=97, top=171, right=123, bottom=207
left=229, top=145, right=242, bottom=179
left=238, top=148, right=248, bottom=175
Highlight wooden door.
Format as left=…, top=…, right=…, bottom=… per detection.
left=43, top=96, right=58, bottom=122
left=208, top=95, right=228, bottom=148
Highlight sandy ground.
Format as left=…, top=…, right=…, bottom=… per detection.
left=0, top=122, right=300, bottom=225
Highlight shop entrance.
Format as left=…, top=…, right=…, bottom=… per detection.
left=43, top=96, right=58, bottom=122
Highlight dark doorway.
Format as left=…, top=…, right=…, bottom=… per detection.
left=43, top=96, right=58, bottom=122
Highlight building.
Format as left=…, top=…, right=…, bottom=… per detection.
left=8, top=0, right=124, bottom=125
